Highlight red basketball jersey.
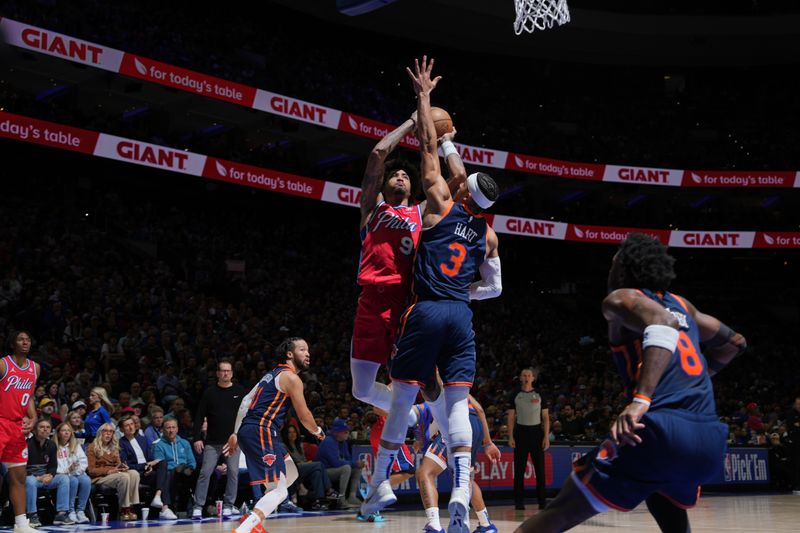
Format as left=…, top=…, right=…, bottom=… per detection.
left=0, top=355, right=37, bottom=421
left=358, top=202, right=422, bottom=286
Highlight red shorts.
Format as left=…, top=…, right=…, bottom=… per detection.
left=0, top=417, right=28, bottom=465
left=351, top=284, right=411, bottom=364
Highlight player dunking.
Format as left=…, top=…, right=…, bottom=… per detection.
left=0, top=331, right=44, bottom=533
left=362, top=56, right=501, bottom=533
left=226, top=338, right=324, bottom=533
left=516, top=233, right=747, bottom=533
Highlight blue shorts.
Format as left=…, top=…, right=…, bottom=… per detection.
left=394, top=444, right=415, bottom=474
left=239, top=423, right=289, bottom=485
left=390, top=299, right=475, bottom=387
left=424, top=414, right=484, bottom=469
left=572, top=409, right=728, bottom=511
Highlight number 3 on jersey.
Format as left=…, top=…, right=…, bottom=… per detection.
left=677, top=331, right=703, bottom=376
left=440, top=242, right=466, bottom=277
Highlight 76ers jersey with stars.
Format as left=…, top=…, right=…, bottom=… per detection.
left=358, top=201, right=423, bottom=286
left=0, top=355, right=37, bottom=421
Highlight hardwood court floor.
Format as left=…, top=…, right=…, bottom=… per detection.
left=50, top=494, right=797, bottom=532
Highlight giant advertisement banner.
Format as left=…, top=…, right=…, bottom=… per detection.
left=353, top=445, right=769, bottom=495
left=3, top=17, right=799, bottom=189
left=2, top=110, right=799, bottom=249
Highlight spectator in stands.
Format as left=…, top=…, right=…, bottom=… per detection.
left=492, top=424, right=509, bottom=442
left=83, top=387, right=113, bottom=442
left=151, top=418, right=196, bottom=520
left=87, top=422, right=140, bottom=521
left=36, top=398, right=61, bottom=431
left=25, top=419, right=74, bottom=526
left=191, top=359, right=244, bottom=519
left=316, top=419, right=362, bottom=509
left=787, top=397, right=800, bottom=495
left=558, top=403, right=583, bottom=439
left=53, top=422, right=91, bottom=524
left=144, top=406, right=164, bottom=444
left=282, top=423, right=334, bottom=511
left=119, top=416, right=165, bottom=495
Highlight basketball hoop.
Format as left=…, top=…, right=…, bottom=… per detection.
left=513, top=0, right=571, bottom=34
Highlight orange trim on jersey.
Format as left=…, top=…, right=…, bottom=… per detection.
left=445, top=381, right=473, bottom=388
left=460, top=201, right=485, bottom=219
left=391, top=378, right=426, bottom=388
left=656, top=489, right=698, bottom=510
left=397, top=302, right=417, bottom=339
left=249, top=386, right=263, bottom=410
left=258, top=391, right=285, bottom=450
left=671, top=293, right=690, bottom=314
left=439, top=201, right=454, bottom=221
left=264, top=393, right=288, bottom=448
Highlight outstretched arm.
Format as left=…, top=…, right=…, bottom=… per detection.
left=439, top=128, right=467, bottom=196
left=602, top=289, right=680, bottom=446
left=470, top=227, right=502, bottom=300
left=360, top=113, right=417, bottom=227
left=682, top=298, right=747, bottom=376
left=283, top=372, right=324, bottom=440
left=407, top=56, right=451, bottom=215
left=468, top=395, right=501, bottom=463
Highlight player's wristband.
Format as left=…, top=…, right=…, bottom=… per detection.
left=313, top=426, right=323, bottom=437
left=632, top=393, right=652, bottom=407
left=441, top=140, right=458, bottom=158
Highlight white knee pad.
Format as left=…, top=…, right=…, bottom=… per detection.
left=382, top=381, right=420, bottom=444
left=445, top=386, right=472, bottom=449
left=285, top=458, right=298, bottom=487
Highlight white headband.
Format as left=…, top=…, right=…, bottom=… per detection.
left=466, top=173, right=494, bottom=209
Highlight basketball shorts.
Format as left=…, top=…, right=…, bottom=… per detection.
left=239, top=424, right=289, bottom=485
left=572, top=409, right=728, bottom=512
left=0, top=417, right=28, bottom=466
left=390, top=299, right=475, bottom=388
left=351, top=284, right=410, bottom=364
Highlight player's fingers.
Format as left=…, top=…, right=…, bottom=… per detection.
left=432, top=75, right=442, bottom=88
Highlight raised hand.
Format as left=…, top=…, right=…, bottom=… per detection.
left=406, top=55, right=442, bottom=97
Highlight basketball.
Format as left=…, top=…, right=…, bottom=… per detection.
left=431, top=107, right=453, bottom=138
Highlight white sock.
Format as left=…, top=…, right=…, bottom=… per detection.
left=452, top=452, right=472, bottom=491
left=372, top=445, right=398, bottom=487
left=425, top=507, right=441, bottom=530
left=234, top=513, right=260, bottom=533
left=476, top=508, right=490, bottom=527
left=15, top=515, right=28, bottom=528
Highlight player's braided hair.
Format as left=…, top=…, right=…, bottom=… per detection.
left=616, top=233, right=676, bottom=292
left=276, top=337, right=304, bottom=362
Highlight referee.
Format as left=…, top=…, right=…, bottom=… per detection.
left=508, top=367, right=549, bottom=510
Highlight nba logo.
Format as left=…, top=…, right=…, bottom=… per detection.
left=570, top=452, right=585, bottom=464
left=723, top=453, right=732, bottom=482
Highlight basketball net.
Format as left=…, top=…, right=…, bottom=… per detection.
left=513, top=0, right=571, bottom=34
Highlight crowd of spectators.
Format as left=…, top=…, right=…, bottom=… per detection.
left=1, top=1, right=799, bottom=519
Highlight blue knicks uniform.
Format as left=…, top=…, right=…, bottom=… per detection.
left=413, top=402, right=435, bottom=450
left=391, top=202, right=487, bottom=387
left=239, top=364, right=293, bottom=485
left=425, top=402, right=484, bottom=468
left=573, top=290, right=728, bottom=512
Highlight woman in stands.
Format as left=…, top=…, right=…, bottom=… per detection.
left=54, top=423, right=91, bottom=524
left=87, top=422, right=140, bottom=520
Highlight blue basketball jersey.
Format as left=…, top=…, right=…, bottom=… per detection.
left=241, top=364, right=293, bottom=433
left=610, top=290, right=716, bottom=416
left=413, top=202, right=487, bottom=303
left=414, top=403, right=435, bottom=449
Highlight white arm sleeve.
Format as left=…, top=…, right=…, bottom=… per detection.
left=233, top=382, right=260, bottom=434
left=469, top=256, right=502, bottom=300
